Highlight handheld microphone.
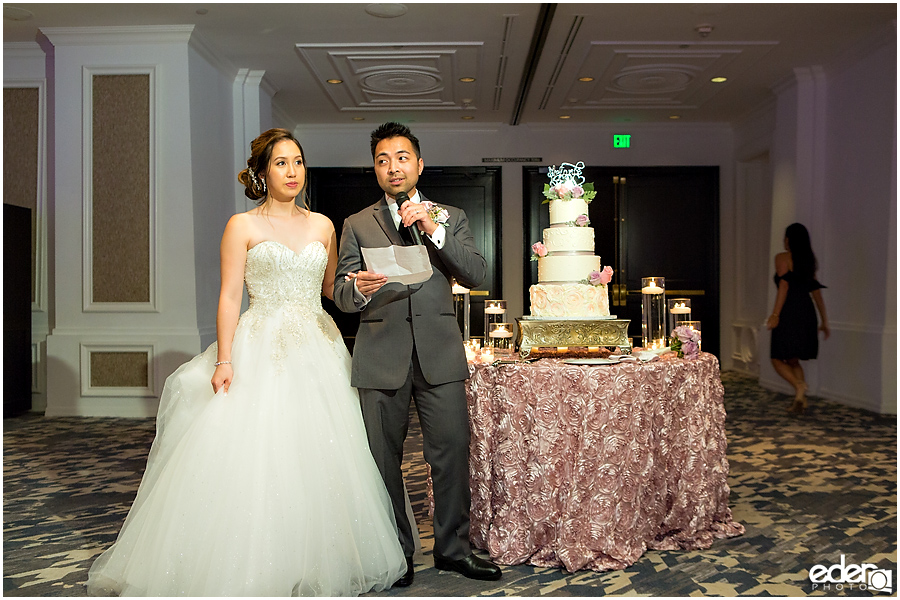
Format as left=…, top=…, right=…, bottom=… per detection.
left=394, top=191, right=423, bottom=245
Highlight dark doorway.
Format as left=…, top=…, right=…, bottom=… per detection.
left=524, top=166, right=720, bottom=357
left=309, top=166, right=502, bottom=350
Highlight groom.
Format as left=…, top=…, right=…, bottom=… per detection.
left=333, top=122, right=501, bottom=586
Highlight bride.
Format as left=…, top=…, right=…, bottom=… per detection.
left=86, top=129, right=406, bottom=596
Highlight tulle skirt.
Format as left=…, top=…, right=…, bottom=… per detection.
left=86, top=307, right=406, bottom=596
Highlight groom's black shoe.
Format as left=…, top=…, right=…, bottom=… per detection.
left=433, top=553, right=502, bottom=581
left=394, top=556, right=415, bottom=588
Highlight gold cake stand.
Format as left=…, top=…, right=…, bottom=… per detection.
left=516, top=316, right=632, bottom=357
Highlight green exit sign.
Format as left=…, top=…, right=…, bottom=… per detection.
left=613, top=134, right=631, bottom=148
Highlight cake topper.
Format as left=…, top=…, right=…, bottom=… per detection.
left=547, top=161, right=586, bottom=187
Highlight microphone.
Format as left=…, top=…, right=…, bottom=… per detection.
left=394, top=191, right=423, bottom=245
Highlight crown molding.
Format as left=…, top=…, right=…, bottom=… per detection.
left=187, top=27, right=238, bottom=81
left=40, top=25, right=195, bottom=47
left=3, top=41, right=45, bottom=58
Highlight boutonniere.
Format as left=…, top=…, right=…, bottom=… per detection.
left=422, top=201, right=450, bottom=228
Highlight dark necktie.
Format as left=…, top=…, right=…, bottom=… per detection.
left=398, top=221, right=415, bottom=245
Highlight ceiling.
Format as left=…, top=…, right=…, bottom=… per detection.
left=4, top=3, right=896, bottom=127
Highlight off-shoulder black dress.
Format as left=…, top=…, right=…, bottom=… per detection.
left=770, top=271, right=825, bottom=361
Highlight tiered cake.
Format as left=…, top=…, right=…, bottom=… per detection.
left=531, top=193, right=610, bottom=318
left=518, top=162, right=630, bottom=356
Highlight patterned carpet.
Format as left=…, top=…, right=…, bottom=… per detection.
left=3, top=371, right=896, bottom=597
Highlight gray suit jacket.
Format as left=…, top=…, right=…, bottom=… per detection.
left=334, top=194, right=486, bottom=390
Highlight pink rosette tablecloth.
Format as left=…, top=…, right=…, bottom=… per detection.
left=465, top=352, right=744, bottom=573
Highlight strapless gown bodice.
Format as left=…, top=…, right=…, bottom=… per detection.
left=244, top=240, right=326, bottom=315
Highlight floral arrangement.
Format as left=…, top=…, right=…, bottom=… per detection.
left=670, top=325, right=701, bottom=359
left=543, top=161, right=597, bottom=204
left=423, top=201, right=450, bottom=227
left=580, top=265, right=613, bottom=286
left=530, top=242, right=547, bottom=261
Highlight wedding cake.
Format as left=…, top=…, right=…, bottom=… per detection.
left=518, top=162, right=630, bottom=357
left=529, top=162, right=612, bottom=318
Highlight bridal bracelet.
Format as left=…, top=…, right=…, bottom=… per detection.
left=214, top=361, right=232, bottom=367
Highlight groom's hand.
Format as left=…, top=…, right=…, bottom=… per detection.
left=347, top=270, right=387, bottom=297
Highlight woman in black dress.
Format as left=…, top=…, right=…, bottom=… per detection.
left=766, top=223, right=830, bottom=415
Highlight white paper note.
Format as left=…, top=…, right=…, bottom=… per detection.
left=361, top=245, right=433, bottom=285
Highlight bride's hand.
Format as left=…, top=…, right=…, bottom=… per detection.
left=211, top=364, right=233, bottom=395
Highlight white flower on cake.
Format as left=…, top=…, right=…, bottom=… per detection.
left=543, top=161, right=597, bottom=203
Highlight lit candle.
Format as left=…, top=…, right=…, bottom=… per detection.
left=670, top=303, right=691, bottom=314
left=489, top=326, right=513, bottom=338
left=642, top=285, right=664, bottom=294
left=484, top=305, right=506, bottom=314
left=452, top=283, right=469, bottom=294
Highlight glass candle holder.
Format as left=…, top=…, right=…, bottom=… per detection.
left=483, top=300, right=507, bottom=348
left=683, top=320, right=701, bottom=350
left=488, top=322, right=514, bottom=353
left=667, top=297, right=692, bottom=338
left=641, top=277, right=666, bottom=349
left=451, top=280, right=470, bottom=342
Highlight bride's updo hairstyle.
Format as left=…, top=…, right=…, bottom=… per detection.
left=238, top=128, right=309, bottom=208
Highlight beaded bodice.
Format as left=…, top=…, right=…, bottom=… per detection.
left=244, top=240, right=327, bottom=317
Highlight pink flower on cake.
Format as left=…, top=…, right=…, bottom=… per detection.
left=585, top=265, right=613, bottom=286
left=530, top=242, right=548, bottom=261
left=598, top=265, right=613, bottom=285
left=574, top=214, right=590, bottom=227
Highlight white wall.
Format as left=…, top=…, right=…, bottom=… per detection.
left=754, top=28, right=896, bottom=414
left=818, top=32, right=897, bottom=413
left=187, top=41, right=240, bottom=349
left=40, top=26, right=207, bottom=416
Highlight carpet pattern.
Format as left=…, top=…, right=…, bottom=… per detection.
left=3, top=371, right=896, bottom=596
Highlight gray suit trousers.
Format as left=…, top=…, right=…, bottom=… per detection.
left=359, top=348, right=471, bottom=561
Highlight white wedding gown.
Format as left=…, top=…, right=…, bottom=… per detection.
left=86, top=240, right=406, bottom=597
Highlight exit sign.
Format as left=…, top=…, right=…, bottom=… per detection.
left=613, top=134, right=631, bottom=148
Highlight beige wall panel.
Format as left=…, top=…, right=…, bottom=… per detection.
left=3, top=87, right=40, bottom=302
left=89, top=351, right=149, bottom=387
left=91, top=74, right=150, bottom=303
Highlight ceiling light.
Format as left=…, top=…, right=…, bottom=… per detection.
left=461, top=115, right=474, bottom=120
left=695, top=23, right=714, bottom=37
left=352, top=117, right=365, bottom=121
left=559, top=115, right=571, bottom=120
left=711, top=77, right=727, bottom=83
left=459, top=77, right=476, bottom=83
left=365, top=4, right=408, bottom=18
left=578, top=77, right=594, bottom=82
left=670, top=115, right=681, bottom=119
left=326, top=79, right=343, bottom=84
left=195, top=8, right=208, bottom=15
left=3, top=6, right=33, bottom=21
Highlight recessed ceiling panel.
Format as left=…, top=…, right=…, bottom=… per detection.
left=296, top=42, right=483, bottom=111
left=554, top=41, right=778, bottom=112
